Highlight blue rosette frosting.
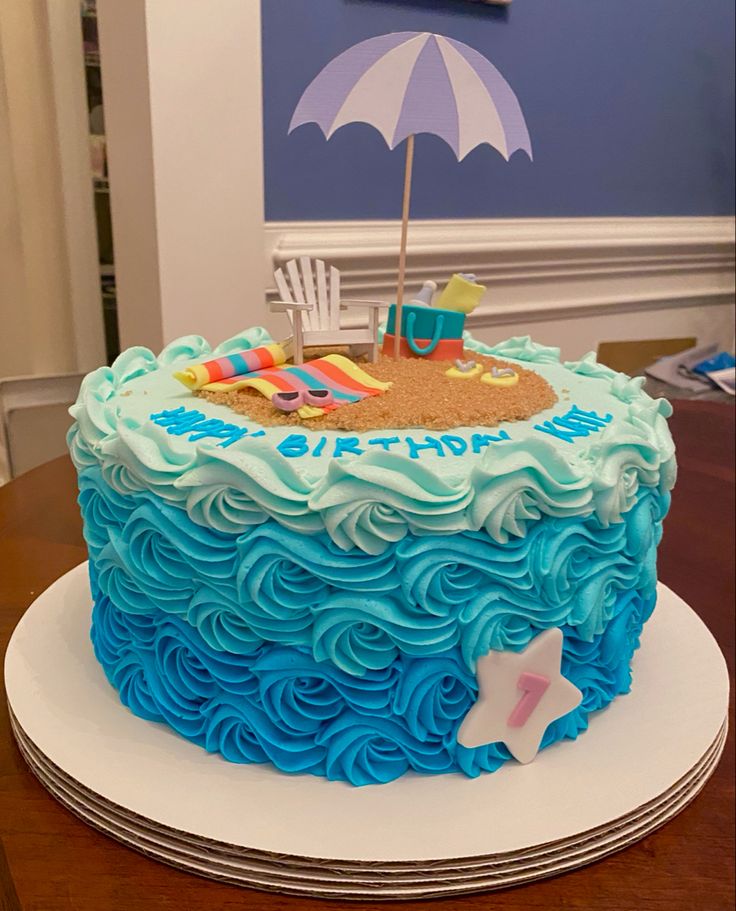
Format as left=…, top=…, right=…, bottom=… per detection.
left=73, top=326, right=675, bottom=786
left=90, top=534, right=660, bottom=785
left=84, top=466, right=664, bottom=674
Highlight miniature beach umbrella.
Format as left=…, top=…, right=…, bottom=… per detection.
left=289, top=31, right=532, bottom=358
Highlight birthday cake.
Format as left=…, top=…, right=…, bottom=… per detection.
left=68, top=328, right=675, bottom=786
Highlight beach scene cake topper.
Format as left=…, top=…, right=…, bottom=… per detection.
left=172, top=31, right=544, bottom=432
left=288, top=31, right=532, bottom=359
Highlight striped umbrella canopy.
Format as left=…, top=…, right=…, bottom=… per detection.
left=289, top=32, right=532, bottom=358
left=290, top=31, right=532, bottom=162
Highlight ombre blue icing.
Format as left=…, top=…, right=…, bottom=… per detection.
left=90, top=586, right=654, bottom=785
left=80, top=467, right=666, bottom=672
left=78, top=463, right=667, bottom=784
left=70, top=328, right=676, bottom=786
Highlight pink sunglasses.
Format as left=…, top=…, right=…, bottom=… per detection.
left=272, top=389, right=334, bottom=412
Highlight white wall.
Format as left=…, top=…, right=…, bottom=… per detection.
left=97, top=0, right=266, bottom=351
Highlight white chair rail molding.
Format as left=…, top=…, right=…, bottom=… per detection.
left=265, top=216, right=735, bottom=357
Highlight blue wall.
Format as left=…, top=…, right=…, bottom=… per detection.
left=262, top=0, right=735, bottom=220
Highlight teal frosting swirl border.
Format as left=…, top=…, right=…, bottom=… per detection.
left=68, top=329, right=676, bottom=555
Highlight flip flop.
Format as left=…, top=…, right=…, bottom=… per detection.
left=481, top=366, right=519, bottom=387
left=446, top=359, right=483, bottom=379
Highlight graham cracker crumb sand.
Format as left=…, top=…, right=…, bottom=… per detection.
left=198, top=349, right=556, bottom=432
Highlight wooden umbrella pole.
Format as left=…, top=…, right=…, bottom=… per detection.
left=393, top=134, right=415, bottom=359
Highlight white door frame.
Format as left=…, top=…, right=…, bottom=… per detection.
left=97, top=0, right=267, bottom=351
left=45, top=0, right=107, bottom=372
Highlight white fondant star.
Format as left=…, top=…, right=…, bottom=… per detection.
left=457, top=628, right=582, bottom=764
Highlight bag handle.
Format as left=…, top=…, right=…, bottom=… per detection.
left=406, top=311, right=445, bottom=356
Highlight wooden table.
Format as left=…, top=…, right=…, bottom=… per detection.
left=1, top=400, right=733, bottom=911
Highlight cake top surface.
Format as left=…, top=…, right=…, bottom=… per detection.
left=197, top=347, right=557, bottom=432
left=69, top=329, right=676, bottom=554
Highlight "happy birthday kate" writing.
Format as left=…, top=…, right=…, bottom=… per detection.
left=149, top=403, right=613, bottom=460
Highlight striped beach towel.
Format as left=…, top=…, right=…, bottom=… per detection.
left=174, top=344, right=286, bottom=390
left=175, top=349, right=390, bottom=416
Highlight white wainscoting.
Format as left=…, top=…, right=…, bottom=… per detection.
left=265, top=217, right=735, bottom=358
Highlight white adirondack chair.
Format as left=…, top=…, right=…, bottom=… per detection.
left=269, top=256, right=384, bottom=364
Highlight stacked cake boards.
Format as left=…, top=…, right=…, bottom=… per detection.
left=5, top=566, right=728, bottom=899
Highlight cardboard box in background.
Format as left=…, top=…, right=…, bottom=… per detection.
left=596, top=338, right=697, bottom=375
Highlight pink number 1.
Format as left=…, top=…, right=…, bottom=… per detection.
left=507, top=671, right=550, bottom=728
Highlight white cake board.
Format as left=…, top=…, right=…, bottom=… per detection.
left=4, top=564, right=730, bottom=899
